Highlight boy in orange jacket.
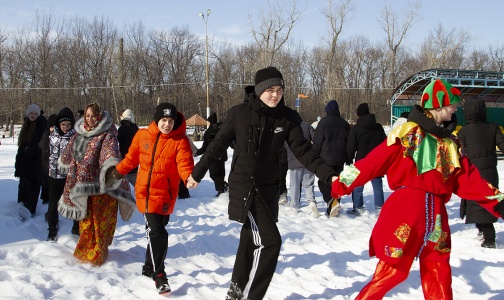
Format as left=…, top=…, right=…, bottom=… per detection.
left=106, top=103, right=194, bottom=294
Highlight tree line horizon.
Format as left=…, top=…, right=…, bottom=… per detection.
left=1, top=1, right=503, bottom=128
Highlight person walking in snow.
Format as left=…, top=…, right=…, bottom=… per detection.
left=458, top=97, right=504, bottom=249
left=284, top=121, right=319, bottom=217
left=195, top=112, right=229, bottom=196
left=15, top=104, right=47, bottom=219
left=331, top=79, right=504, bottom=299
left=39, top=113, right=57, bottom=205
left=106, top=103, right=195, bottom=294
left=187, top=66, right=337, bottom=300
left=46, top=107, right=77, bottom=241
left=58, top=103, right=136, bottom=266
left=346, top=103, right=387, bottom=215
left=312, top=99, right=350, bottom=217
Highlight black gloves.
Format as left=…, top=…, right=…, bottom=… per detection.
left=495, top=201, right=504, bottom=219
left=105, top=167, right=124, bottom=187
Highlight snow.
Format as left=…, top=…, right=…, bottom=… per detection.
left=0, top=132, right=503, bottom=300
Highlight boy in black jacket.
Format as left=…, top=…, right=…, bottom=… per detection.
left=187, top=67, right=337, bottom=300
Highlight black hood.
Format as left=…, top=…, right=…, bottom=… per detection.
left=356, top=113, right=381, bottom=130
left=408, top=105, right=455, bottom=138
left=463, top=98, right=486, bottom=123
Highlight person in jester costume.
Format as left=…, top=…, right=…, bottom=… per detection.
left=331, top=78, right=504, bottom=300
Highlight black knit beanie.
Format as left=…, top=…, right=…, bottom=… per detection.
left=254, top=66, right=285, bottom=97
left=154, top=103, right=178, bottom=124
left=356, top=103, right=370, bottom=117
left=56, top=107, right=75, bottom=126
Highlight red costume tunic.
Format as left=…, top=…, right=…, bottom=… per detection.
left=332, top=123, right=501, bottom=264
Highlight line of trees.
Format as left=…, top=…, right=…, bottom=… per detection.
left=1, top=0, right=504, bottom=127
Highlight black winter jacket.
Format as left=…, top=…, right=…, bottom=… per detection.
left=196, top=122, right=228, bottom=161
left=118, top=119, right=139, bottom=174
left=312, top=109, right=350, bottom=167
left=39, top=128, right=51, bottom=178
left=285, top=121, right=315, bottom=169
left=15, top=116, right=47, bottom=180
left=458, top=98, right=504, bottom=224
left=192, top=86, right=336, bottom=223
left=346, top=114, right=386, bottom=163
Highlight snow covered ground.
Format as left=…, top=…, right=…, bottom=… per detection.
left=0, top=132, right=503, bottom=300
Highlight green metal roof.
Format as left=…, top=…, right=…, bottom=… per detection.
left=389, top=69, right=504, bottom=106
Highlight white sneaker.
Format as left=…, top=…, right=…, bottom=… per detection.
left=309, top=202, right=320, bottom=218
left=279, top=193, right=288, bottom=205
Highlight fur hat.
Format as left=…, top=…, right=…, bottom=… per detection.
left=120, top=109, right=135, bottom=123
left=154, top=103, right=178, bottom=124
left=25, top=104, right=41, bottom=117
left=47, top=114, right=58, bottom=128
left=421, top=79, right=461, bottom=109
left=207, top=112, right=217, bottom=124
left=325, top=100, right=339, bottom=113
left=254, top=66, right=285, bottom=97
left=56, top=107, right=75, bottom=126
left=356, top=103, right=369, bottom=117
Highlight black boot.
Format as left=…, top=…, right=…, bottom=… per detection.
left=71, top=221, right=80, bottom=236
left=47, top=230, right=58, bottom=242
left=142, top=264, right=154, bottom=278
left=481, top=239, right=496, bottom=249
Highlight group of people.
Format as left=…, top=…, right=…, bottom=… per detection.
left=13, top=65, right=504, bottom=299
left=281, top=96, right=387, bottom=220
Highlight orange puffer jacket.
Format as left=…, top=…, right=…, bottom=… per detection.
left=116, top=113, right=194, bottom=215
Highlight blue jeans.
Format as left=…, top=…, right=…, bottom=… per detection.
left=351, top=177, right=384, bottom=209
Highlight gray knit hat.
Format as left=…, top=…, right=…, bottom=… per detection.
left=254, top=67, right=285, bottom=97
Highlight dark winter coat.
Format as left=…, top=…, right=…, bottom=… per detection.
left=285, top=121, right=315, bottom=169
left=15, top=116, right=47, bottom=180
left=40, top=129, right=51, bottom=178
left=191, top=86, right=336, bottom=223
left=346, top=113, right=387, bottom=163
left=312, top=105, right=350, bottom=167
left=118, top=119, right=139, bottom=174
left=196, top=122, right=228, bottom=161
left=458, top=98, right=504, bottom=224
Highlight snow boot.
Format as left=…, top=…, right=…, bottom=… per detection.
left=47, top=230, right=58, bottom=242
left=481, top=239, right=496, bottom=249
left=153, top=273, right=171, bottom=294
left=142, top=265, right=154, bottom=278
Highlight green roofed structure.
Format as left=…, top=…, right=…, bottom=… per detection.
left=389, top=69, right=504, bottom=127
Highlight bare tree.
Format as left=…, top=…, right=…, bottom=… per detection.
left=467, top=49, right=490, bottom=71
left=321, top=0, right=353, bottom=99
left=0, top=27, right=10, bottom=128
left=379, top=0, right=421, bottom=87
left=418, top=24, right=470, bottom=69
left=249, top=0, right=304, bottom=67
left=488, top=45, right=504, bottom=72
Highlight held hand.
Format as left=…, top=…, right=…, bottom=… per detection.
left=495, top=200, right=504, bottom=219
left=105, top=167, right=124, bottom=187
left=186, top=175, right=199, bottom=188
left=331, top=176, right=338, bottom=183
